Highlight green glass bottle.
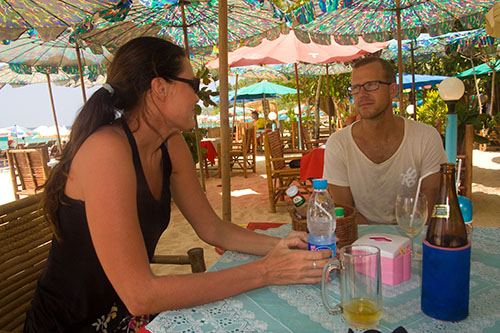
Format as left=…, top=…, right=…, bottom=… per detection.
left=425, top=163, right=468, bottom=248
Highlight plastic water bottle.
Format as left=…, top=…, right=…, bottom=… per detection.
left=307, top=179, right=336, bottom=257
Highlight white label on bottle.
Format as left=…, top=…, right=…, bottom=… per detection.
left=293, top=196, right=305, bottom=207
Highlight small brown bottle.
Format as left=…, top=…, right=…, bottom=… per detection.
left=426, top=163, right=468, bottom=248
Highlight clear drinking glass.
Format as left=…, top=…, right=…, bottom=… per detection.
left=321, top=245, right=383, bottom=329
left=395, top=193, right=428, bottom=261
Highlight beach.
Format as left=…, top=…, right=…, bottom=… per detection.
left=2, top=150, right=499, bottom=275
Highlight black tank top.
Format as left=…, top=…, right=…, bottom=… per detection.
left=25, top=120, right=172, bottom=332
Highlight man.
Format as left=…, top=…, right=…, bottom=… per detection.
left=251, top=111, right=267, bottom=130
left=323, top=57, right=447, bottom=224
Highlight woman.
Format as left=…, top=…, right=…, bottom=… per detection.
left=24, top=37, right=331, bottom=332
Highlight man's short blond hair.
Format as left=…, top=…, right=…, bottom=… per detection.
left=353, top=57, right=396, bottom=82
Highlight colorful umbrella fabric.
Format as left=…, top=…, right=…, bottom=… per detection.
left=0, top=0, right=122, bottom=41
left=236, top=80, right=299, bottom=97
left=0, top=63, right=74, bottom=89
left=75, top=0, right=285, bottom=56
left=0, top=30, right=111, bottom=75
left=0, top=125, right=33, bottom=138
left=229, top=65, right=288, bottom=81
left=381, top=28, right=499, bottom=63
left=271, top=62, right=352, bottom=78
left=299, top=0, right=495, bottom=45
left=456, top=60, right=500, bottom=78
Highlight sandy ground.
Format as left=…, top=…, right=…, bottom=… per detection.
left=1, top=150, right=499, bottom=275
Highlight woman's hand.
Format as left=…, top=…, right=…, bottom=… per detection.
left=258, top=235, right=332, bottom=286
left=284, top=230, right=308, bottom=249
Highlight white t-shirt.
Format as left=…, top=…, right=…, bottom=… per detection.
left=323, top=117, right=448, bottom=224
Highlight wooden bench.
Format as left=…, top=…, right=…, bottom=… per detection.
left=0, top=194, right=206, bottom=332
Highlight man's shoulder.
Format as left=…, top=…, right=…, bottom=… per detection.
left=404, top=117, right=437, bottom=133
left=326, top=126, right=352, bottom=147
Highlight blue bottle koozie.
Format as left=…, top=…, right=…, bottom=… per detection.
left=421, top=240, right=471, bottom=321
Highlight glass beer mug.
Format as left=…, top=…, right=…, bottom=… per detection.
left=321, top=245, right=383, bottom=329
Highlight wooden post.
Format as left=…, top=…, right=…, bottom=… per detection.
left=181, top=1, right=206, bottom=192
left=396, top=0, right=405, bottom=116
left=45, top=74, right=62, bottom=152
left=75, top=43, right=87, bottom=103
left=219, top=0, right=231, bottom=222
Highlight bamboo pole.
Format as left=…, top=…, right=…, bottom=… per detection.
left=294, top=63, right=304, bottom=149
left=232, top=74, right=239, bottom=138
left=326, top=64, right=332, bottom=134
left=219, top=0, right=231, bottom=222
left=181, top=1, right=206, bottom=192
left=45, top=74, right=62, bottom=152
left=396, top=0, right=405, bottom=116
left=75, top=44, right=87, bottom=103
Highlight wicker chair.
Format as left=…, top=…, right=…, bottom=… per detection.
left=229, top=124, right=257, bottom=178
left=6, top=147, right=50, bottom=200
left=263, top=130, right=310, bottom=213
left=0, top=194, right=206, bottom=332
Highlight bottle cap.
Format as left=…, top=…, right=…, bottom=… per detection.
left=312, top=179, right=328, bottom=190
left=458, top=196, right=473, bottom=223
left=335, top=207, right=344, bottom=217
left=285, top=185, right=299, bottom=197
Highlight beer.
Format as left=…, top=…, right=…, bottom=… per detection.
left=342, top=298, right=382, bottom=329
left=426, top=163, right=468, bottom=248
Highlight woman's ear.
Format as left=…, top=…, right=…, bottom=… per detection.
left=151, top=77, right=167, bottom=101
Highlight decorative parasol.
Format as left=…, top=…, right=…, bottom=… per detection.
left=298, top=0, right=496, bottom=114
left=0, top=0, right=122, bottom=41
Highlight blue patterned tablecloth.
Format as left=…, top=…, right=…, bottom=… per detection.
left=147, top=225, right=500, bottom=332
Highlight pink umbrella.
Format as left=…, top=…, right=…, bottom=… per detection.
left=207, top=29, right=388, bottom=147
left=206, top=29, right=388, bottom=67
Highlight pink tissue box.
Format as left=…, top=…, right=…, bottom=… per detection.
left=353, top=233, right=411, bottom=286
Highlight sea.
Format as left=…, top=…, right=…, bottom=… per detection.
left=0, top=136, right=56, bottom=150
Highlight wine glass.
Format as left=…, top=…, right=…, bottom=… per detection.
left=395, top=193, right=428, bottom=261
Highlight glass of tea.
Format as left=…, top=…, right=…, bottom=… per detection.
left=321, top=245, right=382, bottom=329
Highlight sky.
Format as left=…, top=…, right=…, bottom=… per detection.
left=0, top=83, right=100, bottom=128
left=0, top=79, right=227, bottom=129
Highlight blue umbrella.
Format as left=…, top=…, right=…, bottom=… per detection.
left=397, top=73, right=449, bottom=90
left=236, top=80, right=300, bottom=96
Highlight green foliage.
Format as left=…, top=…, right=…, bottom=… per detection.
left=182, top=66, right=216, bottom=164
left=182, top=128, right=206, bottom=164
left=455, top=102, right=492, bottom=146
left=416, top=90, right=447, bottom=128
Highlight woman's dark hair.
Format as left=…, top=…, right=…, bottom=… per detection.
left=43, top=37, right=186, bottom=239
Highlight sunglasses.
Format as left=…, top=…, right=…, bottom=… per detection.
left=171, top=76, right=200, bottom=94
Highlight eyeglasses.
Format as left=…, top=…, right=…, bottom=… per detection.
left=348, top=80, right=393, bottom=95
left=171, top=76, right=200, bottom=94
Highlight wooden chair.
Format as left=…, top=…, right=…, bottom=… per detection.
left=207, top=127, right=221, bottom=138
left=6, top=147, right=50, bottom=200
left=300, top=124, right=327, bottom=150
left=263, top=130, right=310, bottom=213
left=0, top=194, right=206, bottom=332
left=229, top=124, right=257, bottom=178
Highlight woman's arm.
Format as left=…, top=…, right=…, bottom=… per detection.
left=167, top=133, right=280, bottom=256
left=71, top=130, right=331, bottom=316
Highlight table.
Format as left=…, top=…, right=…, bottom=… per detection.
left=146, top=225, right=500, bottom=332
left=300, top=147, right=325, bottom=182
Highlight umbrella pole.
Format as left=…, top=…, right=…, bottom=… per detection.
left=233, top=74, right=239, bottom=140
left=75, top=44, right=87, bottom=103
left=469, top=51, right=482, bottom=113
left=326, top=64, right=332, bottom=134
left=45, top=74, right=62, bottom=152
left=219, top=0, right=231, bottom=222
left=396, top=0, right=405, bottom=116
left=181, top=1, right=206, bottom=192
left=410, top=40, right=416, bottom=119
left=294, top=63, right=303, bottom=149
